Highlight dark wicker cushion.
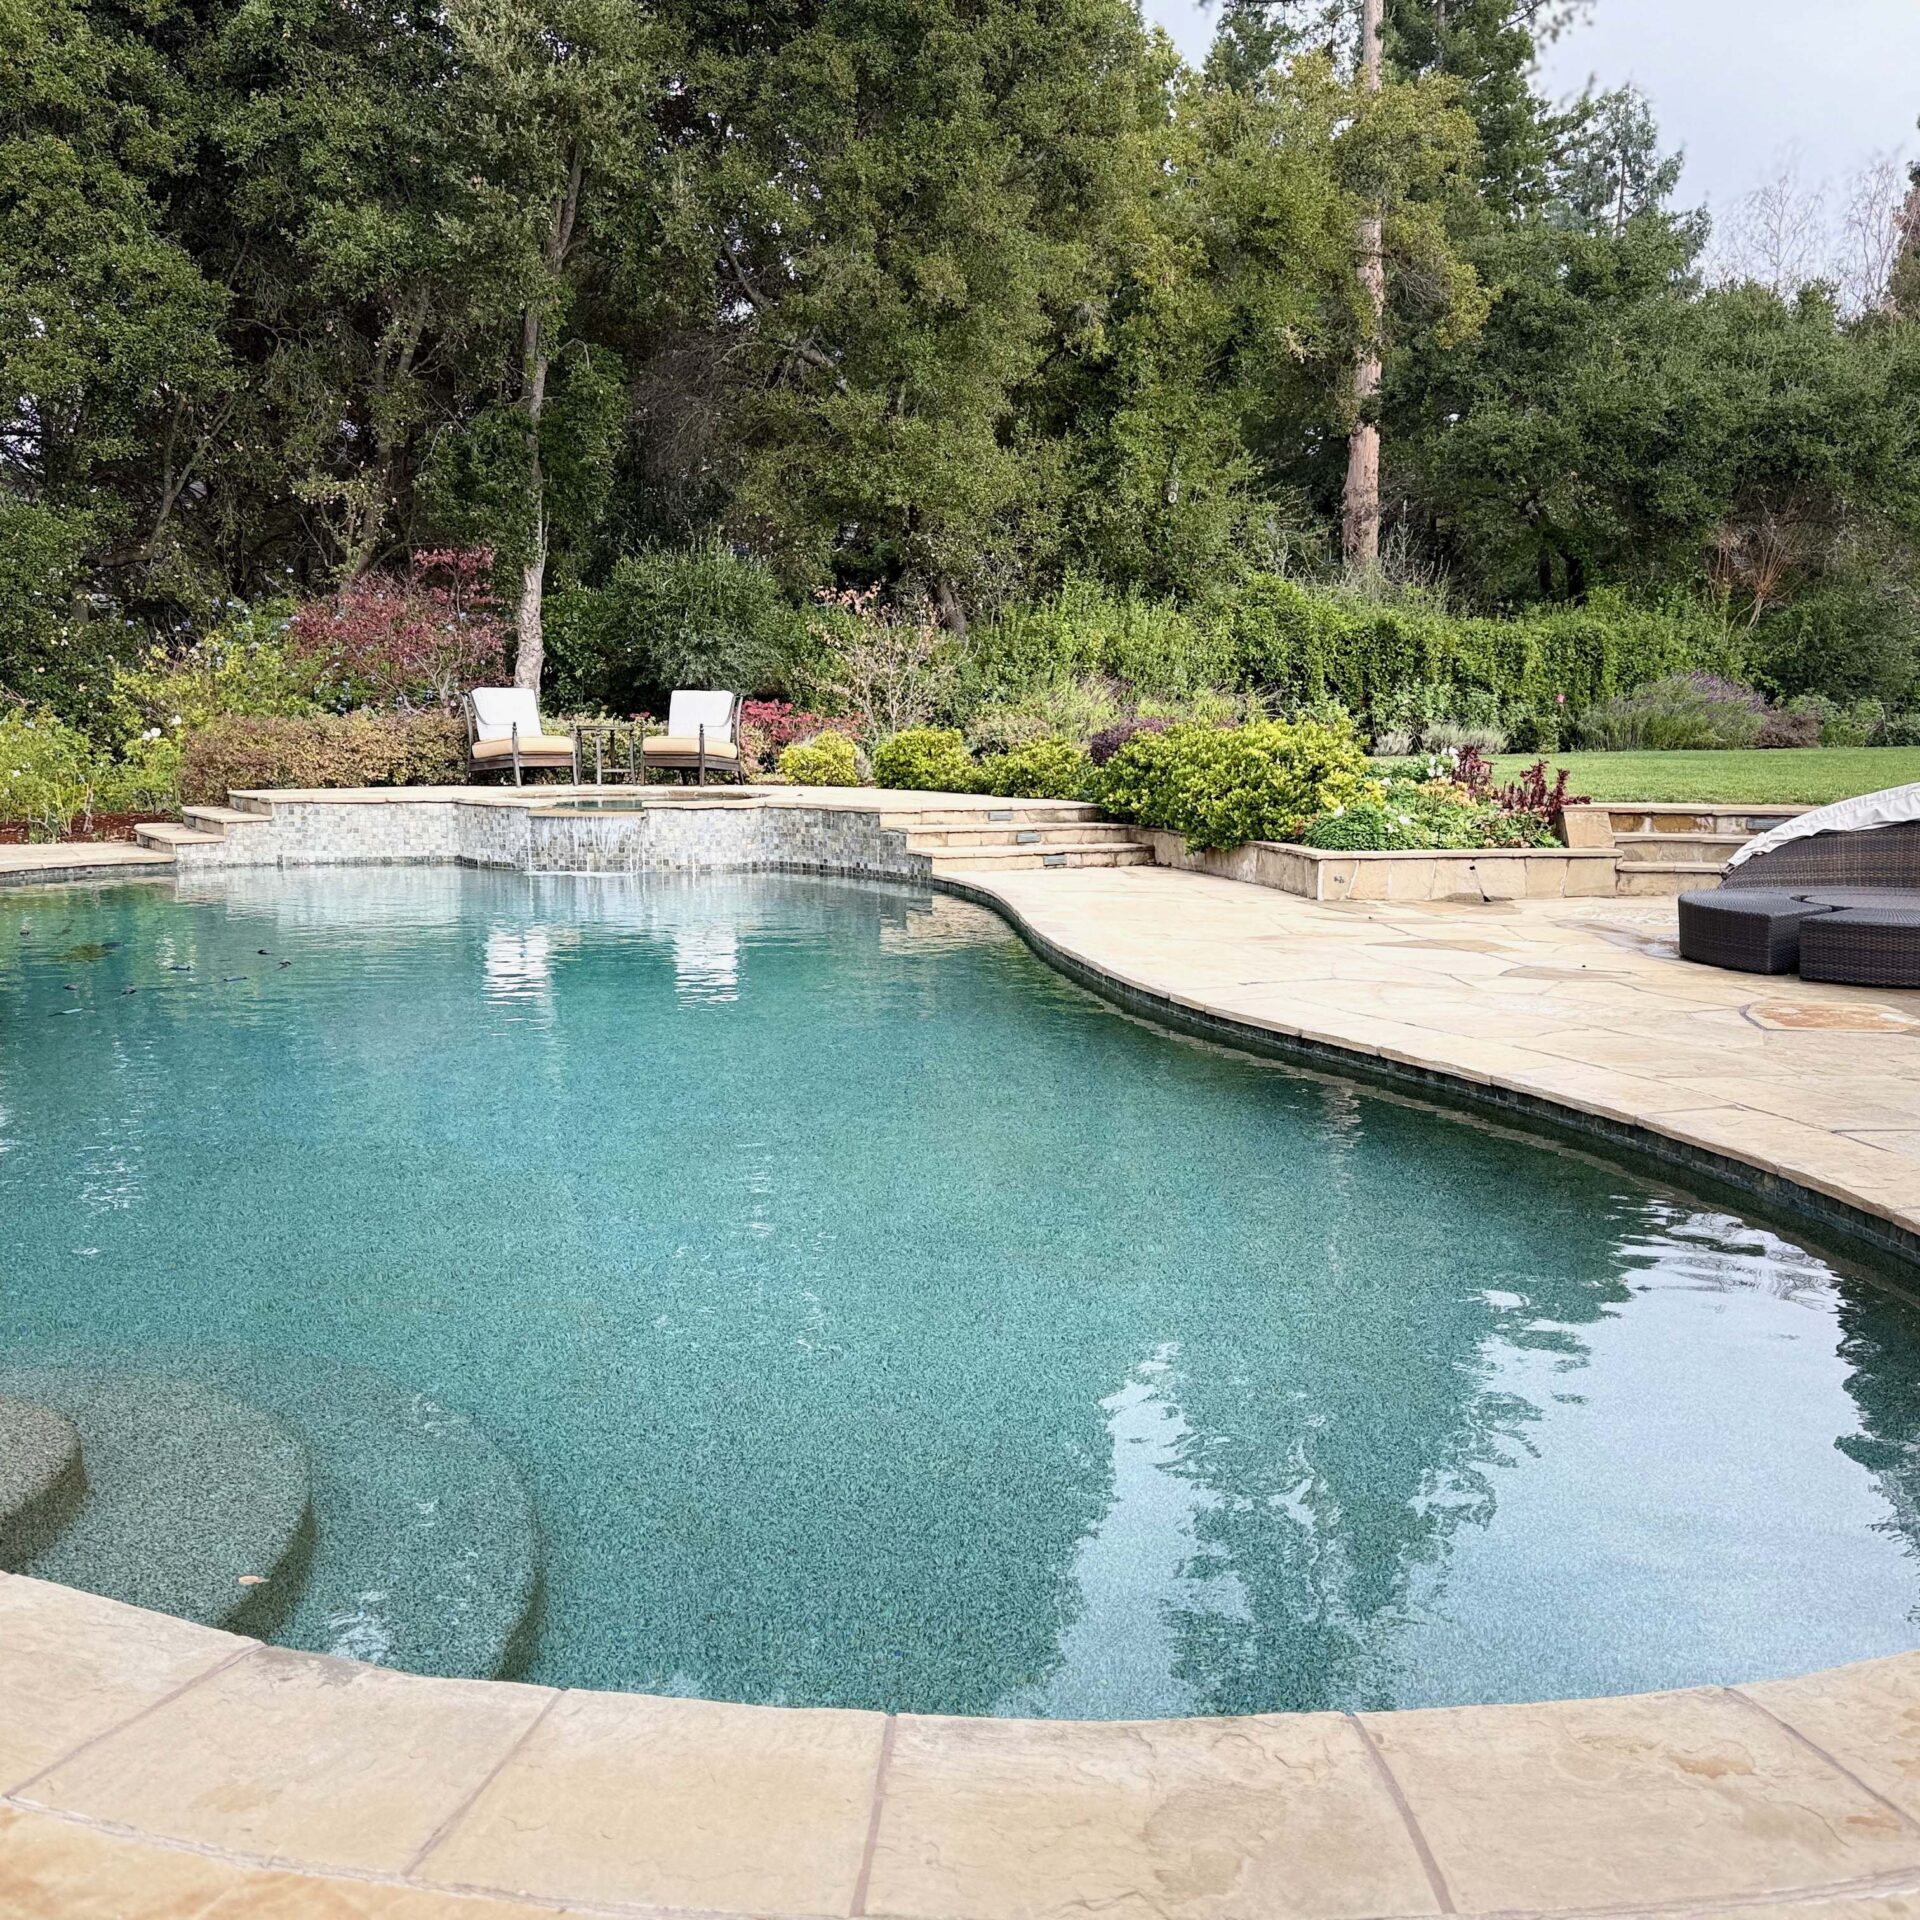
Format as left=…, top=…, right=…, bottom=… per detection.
left=1798, top=907, right=1920, bottom=988
left=1677, top=891, right=1835, bottom=974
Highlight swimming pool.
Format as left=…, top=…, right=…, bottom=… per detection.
left=5, top=867, right=1920, bottom=1718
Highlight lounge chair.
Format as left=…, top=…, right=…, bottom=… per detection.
left=464, top=689, right=579, bottom=786
left=640, top=692, right=744, bottom=785
left=1679, top=781, right=1920, bottom=985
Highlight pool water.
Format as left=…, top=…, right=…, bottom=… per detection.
left=5, top=868, right=1920, bottom=1717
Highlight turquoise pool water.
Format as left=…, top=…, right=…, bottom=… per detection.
left=5, top=868, right=1920, bottom=1716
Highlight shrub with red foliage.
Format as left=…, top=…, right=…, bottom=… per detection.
left=289, top=549, right=509, bottom=714
left=738, top=699, right=854, bottom=775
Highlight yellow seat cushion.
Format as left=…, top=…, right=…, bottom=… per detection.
left=640, top=735, right=741, bottom=761
left=471, top=734, right=575, bottom=762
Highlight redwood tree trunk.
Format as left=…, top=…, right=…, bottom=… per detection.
left=511, top=153, right=583, bottom=694
left=1342, top=0, right=1386, bottom=572
left=513, top=305, right=549, bottom=692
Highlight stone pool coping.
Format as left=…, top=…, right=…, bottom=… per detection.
left=9, top=801, right=1920, bottom=1916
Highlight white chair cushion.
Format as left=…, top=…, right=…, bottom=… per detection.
left=471, top=687, right=543, bottom=744
left=665, top=690, right=736, bottom=741
left=640, top=735, right=741, bottom=761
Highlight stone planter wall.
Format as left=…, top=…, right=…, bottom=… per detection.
left=1141, top=829, right=1621, bottom=902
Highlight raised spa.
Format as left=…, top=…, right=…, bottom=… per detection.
left=4, top=868, right=1919, bottom=1719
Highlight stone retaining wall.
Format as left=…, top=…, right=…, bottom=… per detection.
left=1142, top=829, right=1620, bottom=902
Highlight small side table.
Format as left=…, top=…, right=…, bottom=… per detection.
left=571, top=721, right=648, bottom=785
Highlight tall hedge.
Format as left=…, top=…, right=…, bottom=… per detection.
left=1220, top=579, right=1742, bottom=724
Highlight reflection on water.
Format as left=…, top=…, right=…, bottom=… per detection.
left=5, top=869, right=1920, bottom=1715
left=999, top=1348, right=1250, bottom=1718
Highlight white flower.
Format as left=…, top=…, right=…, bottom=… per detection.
left=1398, top=813, right=1413, bottom=825
left=170, top=714, right=182, bottom=727
left=1330, top=803, right=1345, bottom=817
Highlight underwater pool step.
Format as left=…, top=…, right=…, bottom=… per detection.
left=0, top=1396, right=86, bottom=1571
left=196, top=1358, right=544, bottom=1682
left=0, top=1369, right=313, bottom=1639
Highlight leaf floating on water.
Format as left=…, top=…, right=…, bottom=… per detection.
left=60, top=943, right=112, bottom=962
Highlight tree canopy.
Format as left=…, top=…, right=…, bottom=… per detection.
left=5, top=0, right=1918, bottom=705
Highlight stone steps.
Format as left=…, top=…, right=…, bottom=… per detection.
left=0, top=1367, right=314, bottom=1639
left=0, top=1397, right=86, bottom=1571
left=1617, top=860, right=1729, bottom=897
left=133, top=820, right=224, bottom=849
left=1614, top=831, right=1750, bottom=865
left=906, top=821, right=1141, bottom=851
left=181, top=804, right=269, bottom=833
left=879, top=802, right=1101, bottom=830
left=0, top=1357, right=543, bottom=1681
left=929, top=841, right=1154, bottom=874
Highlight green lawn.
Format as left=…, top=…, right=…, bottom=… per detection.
left=1463, top=748, right=1920, bottom=807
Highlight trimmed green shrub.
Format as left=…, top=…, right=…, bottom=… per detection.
left=179, top=712, right=466, bottom=804
left=871, top=727, right=977, bottom=793
left=778, top=733, right=859, bottom=786
left=975, top=738, right=1091, bottom=801
left=1877, top=711, right=1920, bottom=747
left=1094, top=718, right=1371, bottom=852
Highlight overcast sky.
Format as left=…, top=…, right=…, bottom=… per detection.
left=1141, top=0, right=1920, bottom=224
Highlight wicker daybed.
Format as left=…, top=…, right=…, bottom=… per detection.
left=1678, top=784, right=1920, bottom=986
